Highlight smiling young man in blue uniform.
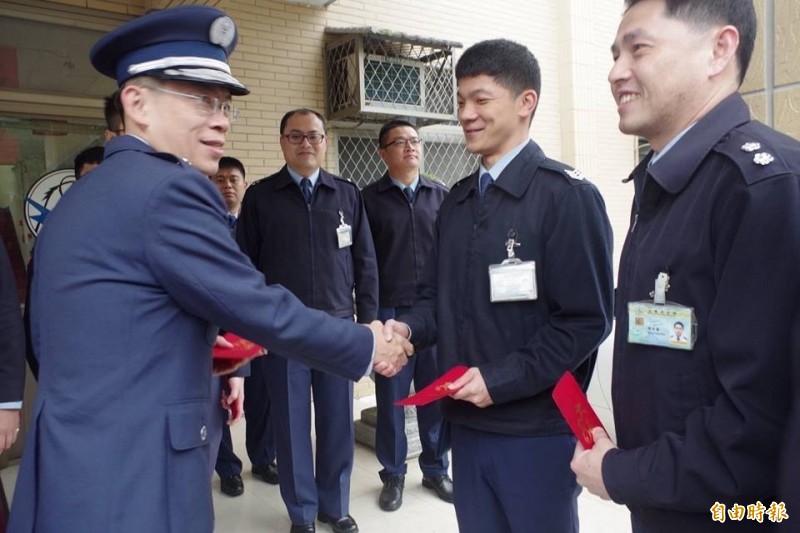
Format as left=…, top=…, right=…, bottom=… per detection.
left=7, top=7, right=410, bottom=533
left=385, top=39, right=615, bottom=532
left=361, top=119, right=452, bottom=512
left=237, top=109, right=377, bottom=533
left=571, top=1, right=800, bottom=532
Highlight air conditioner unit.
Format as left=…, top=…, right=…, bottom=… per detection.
left=324, top=28, right=461, bottom=126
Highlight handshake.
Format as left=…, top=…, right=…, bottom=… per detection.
left=366, top=319, right=413, bottom=378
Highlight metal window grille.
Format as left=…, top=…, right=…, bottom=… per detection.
left=324, top=28, right=461, bottom=126
left=335, top=128, right=478, bottom=189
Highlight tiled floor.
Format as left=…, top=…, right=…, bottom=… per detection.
left=1, top=394, right=631, bottom=532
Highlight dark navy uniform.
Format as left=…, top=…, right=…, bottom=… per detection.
left=211, top=216, right=245, bottom=484
left=779, top=309, right=800, bottom=532
left=237, top=166, right=378, bottom=525
left=603, top=94, right=800, bottom=532
left=361, top=173, right=450, bottom=482
left=0, top=243, right=24, bottom=409
left=400, top=140, right=614, bottom=532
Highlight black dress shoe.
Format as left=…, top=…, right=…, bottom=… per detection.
left=422, top=474, right=454, bottom=504
left=219, top=474, right=244, bottom=497
left=317, top=512, right=359, bottom=533
left=378, top=474, right=404, bottom=511
left=252, top=462, right=279, bottom=485
left=290, top=524, right=315, bottom=533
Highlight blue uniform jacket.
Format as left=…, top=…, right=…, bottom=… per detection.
left=604, top=94, right=800, bottom=532
left=400, top=141, right=614, bottom=436
left=9, top=136, right=373, bottom=533
left=237, top=166, right=377, bottom=322
left=361, top=173, right=448, bottom=308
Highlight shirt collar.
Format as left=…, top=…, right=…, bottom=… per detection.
left=649, top=123, right=695, bottom=166
left=286, top=166, right=320, bottom=188
left=479, top=138, right=530, bottom=182
left=388, top=175, right=420, bottom=191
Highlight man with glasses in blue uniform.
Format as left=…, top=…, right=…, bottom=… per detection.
left=8, top=8, right=409, bottom=533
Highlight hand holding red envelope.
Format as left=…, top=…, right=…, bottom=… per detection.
left=212, top=333, right=265, bottom=376
left=213, top=333, right=264, bottom=359
left=395, top=365, right=469, bottom=406
left=551, top=371, right=606, bottom=449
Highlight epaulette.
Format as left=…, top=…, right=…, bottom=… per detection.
left=333, top=174, right=360, bottom=189
left=540, top=158, right=589, bottom=183
left=713, top=122, right=795, bottom=185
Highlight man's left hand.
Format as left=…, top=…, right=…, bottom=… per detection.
left=221, top=376, right=244, bottom=424
left=570, top=427, right=616, bottom=500
left=448, top=367, right=494, bottom=408
left=0, top=409, right=20, bottom=452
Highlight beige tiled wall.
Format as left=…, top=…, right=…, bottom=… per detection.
left=775, top=0, right=800, bottom=87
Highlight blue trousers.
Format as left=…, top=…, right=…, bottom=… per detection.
left=266, top=353, right=355, bottom=525
left=451, top=424, right=580, bottom=533
left=243, top=355, right=277, bottom=469
left=375, top=307, right=449, bottom=480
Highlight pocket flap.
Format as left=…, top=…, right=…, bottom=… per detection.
left=168, top=401, right=211, bottom=451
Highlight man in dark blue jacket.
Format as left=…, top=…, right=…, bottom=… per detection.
left=362, top=119, right=452, bottom=512
left=572, top=1, right=800, bottom=532
left=237, top=108, right=378, bottom=533
left=386, top=39, right=614, bottom=533
left=0, top=243, right=24, bottom=454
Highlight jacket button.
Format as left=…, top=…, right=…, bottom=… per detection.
left=200, top=425, right=207, bottom=441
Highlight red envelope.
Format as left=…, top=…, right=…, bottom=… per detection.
left=212, top=333, right=264, bottom=359
left=395, top=365, right=469, bottom=406
left=552, top=371, right=606, bottom=449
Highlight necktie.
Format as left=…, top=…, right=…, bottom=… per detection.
left=479, top=172, right=492, bottom=198
left=300, top=179, right=312, bottom=204
left=403, top=186, right=415, bottom=204
left=226, top=213, right=237, bottom=231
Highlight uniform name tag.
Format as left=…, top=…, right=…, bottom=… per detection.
left=336, top=209, right=352, bottom=248
left=627, top=301, right=696, bottom=350
left=489, top=260, right=537, bottom=302
left=337, top=224, right=352, bottom=249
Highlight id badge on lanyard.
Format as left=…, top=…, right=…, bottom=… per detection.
left=627, top=271, right=697, bottom=350
left=489, top=230, right=537, bottom=303
left=336, top=209, right=352, bottom=249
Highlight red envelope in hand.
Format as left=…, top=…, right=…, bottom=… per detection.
left=552, top=371, right=606, bottom=449
left=212, top=333, right=263, bottom=360
left=395, top=365, right=469, bottom=406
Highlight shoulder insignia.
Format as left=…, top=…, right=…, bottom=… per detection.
left=753, top=152, right=774, bottom=166
left=564, top=168, right=585, bottom=181
left=741, top=142, right=761, bottom=153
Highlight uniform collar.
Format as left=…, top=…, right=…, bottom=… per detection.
left=104, top=134, right=193, bottom=168
left=274, top=165, right=336, bottom=190
left=375, top=172, right=435, bottom=193
left=286, top=165, right=320, bottom=188
left=452, top=140, right=545, bottom=204
left=479, top=138, right=530, bottom=180
left=645, top=93, right=751, bottom=194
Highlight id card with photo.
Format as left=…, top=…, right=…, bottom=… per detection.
left=627, top=301, right=696, bottom=351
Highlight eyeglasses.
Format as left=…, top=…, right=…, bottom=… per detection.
left=148, top=86, right=240, bottom=122
left=214, top=175, right=243, bottom=185
left=382, top=137, right=422, bottom=149
left=282, top=132, right=326, bottom=145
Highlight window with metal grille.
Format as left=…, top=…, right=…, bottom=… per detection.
left=335, top=128, right=478, bottom=189
left=364, top=57, right=422, bottom=108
